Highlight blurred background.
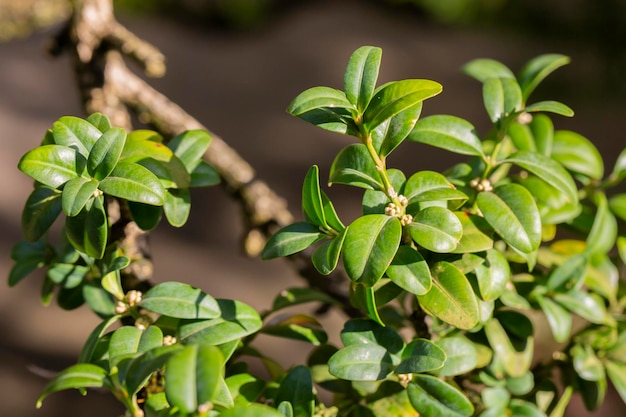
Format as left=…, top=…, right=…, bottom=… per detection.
left=1, top=0, right=625, bottom=416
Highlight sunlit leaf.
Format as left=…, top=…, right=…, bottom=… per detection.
left=302, top=165, right=327, bottom=228
left=36, top=364, right=107, bottom=408
left=433, top=336, right=478, bottom=377
left=344, top=45, right=382, bottom=112
left=407, top=206, right=463, bottom=253
left=87, top=127, right=126, bottom=180
left=98, top=162, right=165, bottom=205
left=287, top=86, right=354, bottom=117
left=167, top=130, right=212, bottom=171
left=409, top=115, right=484, bottom=157
left=328, top=343, right=394, bottom=381
left=52, top=116, right=103, bottom=156
left=275, top=365, right=314, bottom=417
left=395, top=339, right=446, bottom=374
left=386, top=245, right=431, bottom=295
left=18, top=145, right=85, bottom=188
left=463, top=58, right=515, bottom=82
left=517, top=54, right=570, bottom=102
left=329, top=144, right=383, bottom=190
left=141, top=281, right=220, bottom=319
left=482, top=77, right=522, bottom=123
left=551, top=130, right=603, bottom=179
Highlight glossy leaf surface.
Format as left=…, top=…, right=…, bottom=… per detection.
left=21, top=186, right=62, bottom=241
left=344, top=45, right=382, bottom=111
left=141, top=281, right=220, bottom=319
left=275, top=365, right=314, bottom=417
left=52, top=116, right=103, bottom=156
left=87, top=127, right=126, bottom=180
left=98, top=162, right=165, bottom=205
left=329, top=144, right=382, bottom=190
left=409, top=115, right=484, bottom=157
left=407, top=206, right=463, bottom=253
left=18, top=145, right=85, bottom=188
left=407, top=375, right=474, bottom=417
left=36, top=364, right=107, bottom=408
left=385, top=245, right=431, bottom=295
left=517, top=54, right=570, bottom=101
left=395, top=338, right=445, bottom=374
left=61, top=177, right=98, bottom=217
left=261, top=222, right=326, bottom=260
left=482, top=77, right=522, bottom=123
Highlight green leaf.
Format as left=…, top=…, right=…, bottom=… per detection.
left=373, top=102, right=422, bottom=157
left=124, top=344, right=183, bottom=396
left=340, top=318, right=404, bottom=354
left=141, top=281, right=220, bottom=319
left=275, top=365, right=314, bottom=417
left=501, top=150, right=578, bottom=204
left=167, top=130, right=212, bottom=171
left=363, top=79, right=442, bottom=132
left=87, top=127, right=126, bottom=180
left=571, top=344, right=604, bottom=382
left=585, top=193, right=617, bottom=255
left=287, top=86, right=354, bottom=116
left=517, top=54, right=570, bottom=102
left=403, top=170, right=468, bottom=213
left=18, top=145, right=86, bottom=188
left=328, top=343, right=394, bottom=381
left=407, top=375, right=474, bottom=417
left=417, top=261, right=479, bottom=330
left=321, top=190, right=345, bottom=232
left=482, top=77, right=522, bottom=123
left=52, top=116, right=103, bottom=156
left=524, top=101, right=574, bottom=117
left=342, top=214, right=401, bottom=286
left=475, top=249, right=510, bottom=301
left=395, top=339, right=446, bottom=374
left=536, top=295, right=572, bottom=343
left=407, top=206, right=463, bottom=253
left=386, top=245, right=431, bottom=295
left=433, top=336, right=478, bottom=377
left=128, top=201, right=162, bottom=231
left=21, top=186, right=62, bottom=241
left=605, top=361, right=626, bottom=404
left=553, top=290, right=609, bottom=325
left=329, top=144, right=383, bottom=190
left=262, top=314, right=328, bottom=345
left=108, top=325, right=163, bottom=369
left=610, top=194, right=626, bottom=222
left=271, top=287, right=340, bottom=312
left=78, top=315, right=121, bottom=363
left=36, top=364, right=108, bottom=408
left=218, top=404, right=286, bottom=417
left=528, top=114, right=554, bottom=156
left=545, top=252, right=589, bottom=291
left=293, top=107, right=357, bottom=135
left=98, top=162, right=165, bottom=205
left=178, top=299, right=262, bottom=345
left=508, top=122, right=535, bottom=152
left=612, top=148, right=626, bottom=180
left=225, top=373, right=265, bottom=406
left=165, top=344, right=224, bottom=414
left=484, top=316, right=534, bottom=376
left=163, top=188, right=191, bottom=227
left=452, top=213, right=493, bottom=254
left=86, top=112, right=111, bottom=132
left=137, top=156, right=191, bottom=190
left=302, top=165, right=327, bottom=228
left=463, top=58, right=515, bottom=82
left=61, top=177, right=98, bottom=217
left=64, top=195, right=107, bottom=259
left=190, top=161, right=220, bottom=187
left=409, top=115, right=485, bottom=157
left=362, top=169, right=405, bottom=214
left=261, top=222, right=326, bottom=260
left=344, top=46, right=382, bottom=112
left=311, top=227, right=347, bottom=275
left=47, top=263, right=88, bottom=288
left=476, top=184, right=541, bottom=254
left=551, top=130, right=603, bottom=179
left=83, top=282, right=116, bottom=318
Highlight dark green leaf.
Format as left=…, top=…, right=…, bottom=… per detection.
left=328, top=343, right=394, bottom=381
left=476, top=184, right=541, bottom=254
left=163, top=188, right=191, bottom=227
left=386, top=245, right=431, bottom=295
left=36, top=364, right=108, bottom=408
left=165, top=344, right=224, bottom=414
left=190, top=161, right=220, bottom=187
left=407, top=206, right=463, bottom=253
left=167, top=130, right=212, bottom=171
left=21, top=186, right=62, bottom=241
left=141, top=281, right=220, bottom=319
left=482, top=77, right=522, bottom=123
left=128, top=201, right=162, bottom=231
left=47, top=263, right=88, bottom=288
left=293, top=107, right=357, bottom=135
left=262, top=314, right=328, bottom=345
left=321, top=190, right=345, bottom=232
left=178, top=299, right=262, bottom=345
left=98, top=162, right=165, bottom=205
left=407, top=375, right=474, bottom=417
left=395, top=339, right=445, bottom=374
left=311, top=227, right=347, bottom=275
left=373, top=102, right=422, bottom=157
left=363, top=79, right=442, bottom=132
left=52, top=116, right=103, bottom=156
left=261, top=222, right=326, bottom=260
left=87, top=127, right=126, bottom=180
left=342, top=214, right=401, bottom=286
left=463, top=58, right=515, bottom=82
left=302, top=165, right=327, bottom=228
left=433, top=336, right=478, bottom=377
left=329, top=144, right=383, bottom=190
left=524, top=101, right=574, bottom=117
left=19, top=145, right=86, bottom=188
left=82, top=282, right=116, bottom=318
left=344, top=46, right=382, bottom=112
left=287, top=86, right=354, bottom=116
left=501, top=150, right=578, bottom=204
left=275, top=365, right=314, bottom=417
left=409, top=115, right=484, bottom=157
left=61, top=177, right=98, bottom=217
left=417, top=261, right=479, bottom=330
left=517, top=54, right=570, bottom=102
left=225, top=373, right=266, bottom=406
left=64, top=195, right=107, bottom=259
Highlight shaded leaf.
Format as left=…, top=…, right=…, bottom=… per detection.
left=373, top=102, right=422, bottom=157
left=302, top=165, right=327, bottom=228
left=311, top=227, right=347, bottom=275
left=61, top=177, right=98, bottom=217
left=407, top=375, right=474, bottom=417
left=271, top=287, right=340, bottom=312
left=287, top=86, right=354, bottom=116
left=329, top=144, right=383, bottom=190
left=518, top=54, right=570, bottom=102
left=262, top=314, right=328, bottom=345
left=21, top=186, right=62, bottom=242
left=524, top=101, right=574, bottom=117
left=452, top=212, right=493, bottom=254
left=261, top=222, right=326, bottom=260
left=36, top=364, right=107, bottom=408
left=275, top=365, right=314, bottom=417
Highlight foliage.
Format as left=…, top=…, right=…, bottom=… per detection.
left=9, top=46, right=626, bottom=417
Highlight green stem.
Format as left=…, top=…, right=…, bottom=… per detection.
left=362, top=134, right=403, bottom=211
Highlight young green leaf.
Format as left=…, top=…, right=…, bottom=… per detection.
left=612, top=148, right=626, bottom=180
left=302, top=165, right=327, bottom=228
left=484, top=316, right=534, bottom=376
left=311, top=227, right=347, bottom=275
left=261, top=222, right=326, bottom=260
left=482, top=77, right=522, bottom=123
left=407, top=206, right=463, bottom=253
left=52, top=116, right=103, bottom=156
left=551, top=130, right=604, bottom=180
left=417, top=261, right=479, bottom=330
left=329, top=144, right=383, bottom=190
left=165, top=344, right=224, bottom=414
left=141, top=281, right=221, bottom=319
left=585, top=193, right=617, bottom=255
left=517, top=54, right=570, bottom=102
left=363, top=79, right=442, bottom=132
left=167, top=129, right=212, bottom=171
left=287, top=86, right=354, bottom=117
left=462, top=58, right=515, bottom=82
left=275, top=365, right=314, bottom=417
left=98, top=161, right=165, bottom=205
left=21, top=186, right=62, bottom=242
left=524, top=100, right=574, bottom=117
left=61, top=177, right=98, bottom=217
left=163, top=188, right=191, bottom=227
left=476, top=184, right=542, bottom=254
left=344, top=46, right=382, bottom=112
left=18, top=145, right=86, bottom=188
left=178, top=299, right=262, bottom=345
left=78, top=315, right=121, bottom=363
left=87, top=127, right=127, bottom=180
left=395, top=339, right=446, bottom=374
left=385, top=245, right=431, bottom=295
left=408, top=115, right=485, bottom=157
left=342, top=214, right=401, bottom=286
left=407, top=375, right=474, bottom=417
left=36, top=364, right=108, bottom=408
